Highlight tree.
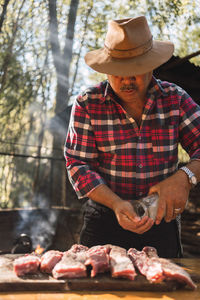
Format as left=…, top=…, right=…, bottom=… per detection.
left=0, top=0, right=200, bottom=209
left=0, top=0, right=10, bottom=33
left=0, top=0, right=53, bottom=208
left=48, top=0, right=80, bottom=206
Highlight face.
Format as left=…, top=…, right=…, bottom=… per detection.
left=107, top=72, right=153, bottom=103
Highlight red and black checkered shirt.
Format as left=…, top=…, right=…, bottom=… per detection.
left=64, top=76, right=200, bottom=200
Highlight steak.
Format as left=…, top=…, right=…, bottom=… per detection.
left=109, top=246, right=136, bottom=280
left=142, top=246, right=158, bottom=258
left=12, top=243, right=197, bottom=290
left=128, top=248, right=163, bottom=283
left=67, top=244, right=89, bottom=263
left=52, top=252, right=87, bottom=279
left=85, top=245, right=111, bottom=277
left=13, top=254, right=41, bottom=276
left=143, top=246, right=197, bottom=290
left=69, top=244, right=89, bottom=253
left=52, top=244, right=88, bottom=279
left=40, top=250, right=63, bottom=273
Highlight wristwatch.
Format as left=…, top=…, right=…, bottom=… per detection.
left=179, top=166, right=198, bottom=187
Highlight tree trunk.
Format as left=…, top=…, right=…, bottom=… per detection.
left=69, top=4, right=93, bottom=98
left=48, top=0, right=80, bottom=206
left=0, top=0, right=10, bottom=33
left=0, top=0, right=26, bottom=93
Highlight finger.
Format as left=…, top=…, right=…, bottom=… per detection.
left=120, top=214, right=147, bottom=231
left=155, top=199, right=166, bottom=225
left=127, top=212, right=141, bottom=222
left=135, top=218, right=154, bottom=234
left=119, top=214, right=140, bottom=230
left=165, top=202, right=174, bottom=223
left=148, top=185, right=160, bottom=196
left=127, top=217, right=153, bottom=233
left=172, top=207, right=182, bottom=219
left=172, top=204, right=184, bottom=219
left=136, top=215, right=149, bottom=226
left=172, top=211, right=177, bottom=220
left=125, top=207, right=141, bottom=222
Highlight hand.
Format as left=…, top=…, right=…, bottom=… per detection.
left=148, top=170, right=190, bottom=225
left=113, top=200, right=154, bottom=234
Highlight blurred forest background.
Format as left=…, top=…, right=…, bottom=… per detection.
left=0, top=0, right=200, bottom=210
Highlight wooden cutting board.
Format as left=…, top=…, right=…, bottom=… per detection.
left=0, top=254, right=198, bottom=292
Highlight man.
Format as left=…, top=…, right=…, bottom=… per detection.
left=64, top=16, right=200, bottom=257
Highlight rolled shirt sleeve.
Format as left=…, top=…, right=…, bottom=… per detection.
left=64, top=97, right=105, bottom=199
left=179, top=89, right=200, bottom=160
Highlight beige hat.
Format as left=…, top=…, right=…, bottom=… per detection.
left=84, top=16, right=174, bottom=76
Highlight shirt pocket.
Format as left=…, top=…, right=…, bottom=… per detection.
left=96, top=127, right=137, bottom=165
left=151, top=125, right=178, bottom=162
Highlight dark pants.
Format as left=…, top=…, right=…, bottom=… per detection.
left=80, top=200, right=182, bottom=258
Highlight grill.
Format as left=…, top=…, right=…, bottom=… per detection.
left=11, top=234, right=32, bottom=254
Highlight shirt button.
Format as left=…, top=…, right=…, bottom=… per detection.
left=138, top=136, right=142, bottom=140
left=138, top=164, right=143, bottom=168
left=139, top=192, right=143, bottom=196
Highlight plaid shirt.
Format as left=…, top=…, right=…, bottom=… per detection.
left=64, top=76, right=200, bottom=200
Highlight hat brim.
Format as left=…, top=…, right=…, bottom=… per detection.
left=84, top=40, right=174, bottom=76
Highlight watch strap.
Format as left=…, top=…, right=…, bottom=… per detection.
left=179, top=166, right=197, bottom=186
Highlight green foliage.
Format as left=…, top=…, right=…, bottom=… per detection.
left=0, top=52, right=33, bottom=135
left=0, top=0, right=200, bottom=208
left=0, top=0, right=53, bottom=208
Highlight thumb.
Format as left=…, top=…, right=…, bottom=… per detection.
left=148, top=185, right=160, bottom=196
left=126, top=206, right=141, bottom=222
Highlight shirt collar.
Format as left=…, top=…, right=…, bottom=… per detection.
left=148, top=75, right=166, bottom=98
left=101, top=80, right=114, bottom=103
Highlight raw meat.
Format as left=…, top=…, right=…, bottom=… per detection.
left=40, top=250, right=63, bottom=273
left=158, top=258, right=197, bottom=290
left=85, top=245, right=111, bottom=277
left=67, top=244, right=89, bottom=263
left=52, top=251, right=87, bottom=279
left=128, top=248, right=163, bottom=283
left=109, top=246, right=136, bottom=280
left=69, top=244, right=89, bottom=253
left=142, top=246, right=158, bottom=258
left=143, top=246, right=197, bottom=290
left=13, top=254, right=40, bottom=276
left=12, top=243, right=197, bottom=290
left=51, top=244, right=88, bottom=279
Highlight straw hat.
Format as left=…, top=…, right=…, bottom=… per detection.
left=84, top=16, right=174, bottom=76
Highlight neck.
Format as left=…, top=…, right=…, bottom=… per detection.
left=119, top=93, right=146, bottom=108
left=120, top=97, right=146, bottom=127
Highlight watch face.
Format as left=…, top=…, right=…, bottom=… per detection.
left=190, top=176, right=197, bottom=185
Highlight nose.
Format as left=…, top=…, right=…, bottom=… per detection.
left=122, top=76, right=136, bottom=84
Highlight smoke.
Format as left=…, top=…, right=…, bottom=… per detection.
left=15, top=194, right=59, bottom=250
left=48, top=105, right=72, bottom=134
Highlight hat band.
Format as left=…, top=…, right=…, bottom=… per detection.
left=104, top=36, right=153, bottom=59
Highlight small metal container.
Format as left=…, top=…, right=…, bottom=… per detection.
left=130, top=193, right=159, bottom=220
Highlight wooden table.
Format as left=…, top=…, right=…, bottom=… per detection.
left=0, top=258, right=199, bottom=300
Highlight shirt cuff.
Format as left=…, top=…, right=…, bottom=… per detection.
left=190, top=149, right=200, bottom=161
left=69, top=171, right=106, bottom=199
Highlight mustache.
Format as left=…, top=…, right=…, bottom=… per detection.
left=120, top=84, right=137, bottom=91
